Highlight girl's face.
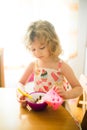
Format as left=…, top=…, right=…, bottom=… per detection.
left=30, top=37, right=50, bottom=60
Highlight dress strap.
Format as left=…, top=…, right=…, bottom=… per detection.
left=58, top=59, right=62, bottom=71
left=34, top=60, right=38, bottom=70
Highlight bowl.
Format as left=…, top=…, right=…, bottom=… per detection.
left=26, top=92, right=47, bottom=111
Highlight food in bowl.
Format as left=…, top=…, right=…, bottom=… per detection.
left=26, top=92, right=47, bottom=111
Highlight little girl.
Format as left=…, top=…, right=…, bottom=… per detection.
left=17, top=20, right=82, bottom=105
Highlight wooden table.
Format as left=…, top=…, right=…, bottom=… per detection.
left=0, top=88, right=80, bottom=130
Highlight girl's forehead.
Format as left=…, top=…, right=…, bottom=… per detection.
left=31, top=41, right=44, bottom=49
left=31, top=37, right=45, bottom=47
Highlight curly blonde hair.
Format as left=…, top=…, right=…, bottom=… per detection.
left=24, top=20, right=62, bottom=56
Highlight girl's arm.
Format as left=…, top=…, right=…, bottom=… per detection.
left=19, top=62, right=35, bottom=85
left=16, top=62, right=35, bottom=105
left=60, top=61, right=83, bottom=99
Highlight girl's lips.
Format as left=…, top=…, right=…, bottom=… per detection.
left=37, top=56, right=43, bottom=59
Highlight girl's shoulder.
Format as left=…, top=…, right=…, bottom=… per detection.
left=26, top=61, right=36, bottom=72
left=28, top=61, right=35, bottom=67
left=29, top=60, right=39, bottom=71
left=60, top=59, right=74, bottom=74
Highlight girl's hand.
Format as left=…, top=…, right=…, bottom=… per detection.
left=16, top=83, right=26, bottom=107
left=53, top=86, right=67, bottom=99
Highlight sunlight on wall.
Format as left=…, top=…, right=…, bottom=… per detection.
left=0, top=0, right=79, bottom=67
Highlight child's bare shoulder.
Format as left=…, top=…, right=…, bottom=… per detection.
left=61, top=60, right=73, bottom=73
left=26, top=61, right=35, bottom=71
left=29, top=61, right=35, bottom=66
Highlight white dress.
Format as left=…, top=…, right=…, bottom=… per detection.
left=33, top=60, right=71, bottom=92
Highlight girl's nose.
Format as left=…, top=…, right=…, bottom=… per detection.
left=35, top=50, right=41, bottom=56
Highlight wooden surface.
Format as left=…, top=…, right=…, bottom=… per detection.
left=0, top=88, right=79, bottom=130
left=0, top=48, right=5, bottom=87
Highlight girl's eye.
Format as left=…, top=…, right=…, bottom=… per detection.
left=40, top=46, right=45, bottom=50
left=32, top=48, right=36, bottom=52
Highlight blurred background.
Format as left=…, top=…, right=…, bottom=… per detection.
left=0, top=0, right=87, bottom=87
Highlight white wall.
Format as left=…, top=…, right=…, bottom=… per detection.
left=68, top=0, right=87, bottom=78
left=78, top=0, right=87, bottom=75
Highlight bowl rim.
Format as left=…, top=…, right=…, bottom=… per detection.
left=26, top=91, right=47, bottom=105
left=30, top=91, right=46, bottom=94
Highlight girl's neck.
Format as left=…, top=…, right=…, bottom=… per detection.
left=37, top=56, right=60, bottom=68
